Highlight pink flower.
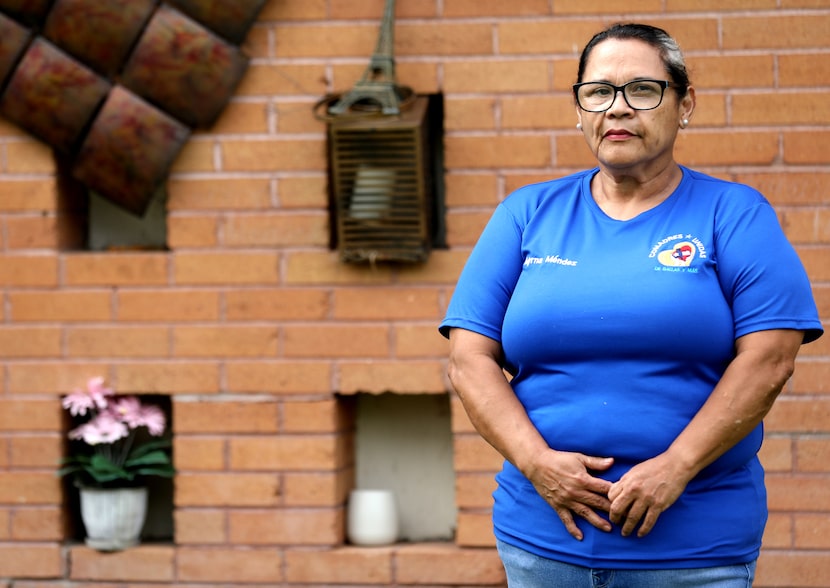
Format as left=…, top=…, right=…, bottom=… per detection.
left=69, top=412, right=128, bottom=445
left=86, top=376, right=114, bottom=409
left=138, top=404, right=166, bottom=436
left=62, top=391, right=95, bottom=416
left=112, top=396, right=143, bottom=428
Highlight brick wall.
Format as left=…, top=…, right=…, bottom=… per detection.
left=0, top=1, right=828, bottom=586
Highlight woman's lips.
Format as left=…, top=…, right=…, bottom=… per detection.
left=604, top=129, right=635, bottom=140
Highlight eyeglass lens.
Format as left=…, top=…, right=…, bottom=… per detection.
left=576, top=80, right=666, bottom=112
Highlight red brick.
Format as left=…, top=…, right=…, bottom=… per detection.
left=723, top=15, right=830, bottom=49
left=275, top=24, right=375, bottom=58
left=794, top=514, right=830, bottom=548
left=442, top=0, right=549, bottom=16
left=206, top=100, right=268, bottom=134
left=115, top=362, right=221, bottom=394
left=176, top=547, right=283, bottom=583
left=277, top=176, right=327, bottom=208
left=762, top=512, right=793, bottom=549
left=443, top=61, right=550, bottom=94
left=554, top=0, right=661, bottom=13
left=274, top=100, right=323, bottom=134
left=446, top=210, right=494, bottom=247
left=732, top=93, right=830, bottom=126
left=501, top=96, right=577, bottom=130
left=396, top=543, right=506, bottom=585
left=284, top=251, right=395, bottom=286
left=755, top=551, right=830, bottom=587
left=228, top=508, right=342, bottom=545
left=225, top=288, right=329, bottom=321
left=0, top=179, right=58, bottom=211
left=457, top=511, right=497, bottom=547
left=329, top=0, right=435, bottom=18
left=282, top=400, right=346, bottom=433
left=174, top=400, right=279, bottom=434
left=10, top=507, right=62, bottom=540
left=796, top=437, right=830, bottom=472
left=173, top=437, right=226, bottom=471
left=444, top=173, right=500, bottom=207
left=688, top=55, right=775, bottom=89
left=9, top=291, right=111, bottom=322
left=339, top=360, right=446, bottom=394
left=0, top=544, right=62, bottom=577
left=5, top=215, right=82, bottom=249
left=260, top=0, right=326, bottom=20
left=221, top=139, right=326, bottom=172
left=0, top=473, right=61, bottom=504
left=766, top=397, right=830, bottom=433
left=223, top=213, right=328, bottom=247
left=791, top=362, right=830, bottom=394
left=169, top=139, right=214, bottom=173
left=173, top=509, right=226, bottom=544
left=167, top=178, right=271, bottom=210
left=333, top=287, right=441, bottom=320
left=166, top=215, right=218, bottom=248
left=6, top=363, right=102, bottom=394
left=784, top=131, right=830, bottom=164
left=759, top=435, right=793, bottom=472
left=9, top=435, right=62, bottom=468
left=66, top=326, right=169, bottom=358
left=236, top=64, right=327, bottom=96
left=285, top=547, right=392, bottom=583
left=397, top=23, right=493, bottom=56
left=173, top=326, right=278, bottom=357
left=173, top=252, right=280, bottom=285
left=0, top=255, right=59, bottom=287
left=229, top=435, right=346, bottom=470
left=0, top=327, right=61, bottom=358
left=0, top=400, right=62, bottom=431
left=226, top=361, right=333, bottom=394
left=766, top=475, right=830, bottom=511
left=63, top=253, right=168, bottom=286
left=5, top=140, right=55, bottom=173
left=283, top=325, right=390, bottom=358
left=456, top=473, right=498, bottom=508
left=797, top=246, right=830, bottom=281
left=395, top=324, right=450, bottom=358
left=779, top=53, right=830, bottom=87
left=175, top=472, right=281, bottom=506
left=445, top=98, right=498, bottom=131
left=117, top=290, right=220, bottom=322
left=446, top=135, right=551, bottom=169
left=283, top=472, right=352, bottom=507
left=70, top=545, right=174, bottom=582
left=497, top=21, right=608, bottom=54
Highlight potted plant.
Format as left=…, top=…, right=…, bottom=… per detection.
left=58, top=376, right=174, bottom=551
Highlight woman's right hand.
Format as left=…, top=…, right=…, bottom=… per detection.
left=524, top=450, right=614, bottom=541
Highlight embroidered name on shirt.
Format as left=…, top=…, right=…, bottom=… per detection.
left=524, top=255, right=578, bottom=267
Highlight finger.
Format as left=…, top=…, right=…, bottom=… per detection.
left=620, top=502, right=648, bottom=537
left=555, top=508, right=584, bottom=541
left=636, top=508, right=661, bottom=538
left=572, top=504, right=612, bottom=533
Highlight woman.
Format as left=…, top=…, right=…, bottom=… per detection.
left=440, top=23, right=823, bottom=587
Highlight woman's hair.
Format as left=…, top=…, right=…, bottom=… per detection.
left=576, top=23, right=691, bottom=97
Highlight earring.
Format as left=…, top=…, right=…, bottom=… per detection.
left=576, top=122, right=582, bottom=130
left=682, top=118, right=689, bottom=127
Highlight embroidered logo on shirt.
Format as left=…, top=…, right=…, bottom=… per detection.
left=649, top=234, right=708, bottom=272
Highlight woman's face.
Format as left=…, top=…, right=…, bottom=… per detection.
left=576, top=38, right=694, bottom=177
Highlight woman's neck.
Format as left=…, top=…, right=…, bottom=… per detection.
left=591, top=162, right=683, bottom=220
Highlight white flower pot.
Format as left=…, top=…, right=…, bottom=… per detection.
left=347, top=489, right=398, bottom=546
left=79, top=487, right=148, bottom=551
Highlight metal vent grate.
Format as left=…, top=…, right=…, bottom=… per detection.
left=329, top=97, right=432, bottom=262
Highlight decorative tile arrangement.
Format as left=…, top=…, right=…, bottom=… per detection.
left=0, top=0, right=266, bottom=216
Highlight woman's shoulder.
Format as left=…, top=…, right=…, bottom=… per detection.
left=681, top=167, right=767, bottom=206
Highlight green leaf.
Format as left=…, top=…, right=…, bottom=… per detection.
left=125, top=450, right=172, bottom=468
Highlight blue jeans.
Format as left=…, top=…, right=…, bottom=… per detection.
left=497, top=539, right=756, bottom=588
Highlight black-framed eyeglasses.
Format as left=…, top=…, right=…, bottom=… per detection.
left=573, top=79, right=674, bottom=113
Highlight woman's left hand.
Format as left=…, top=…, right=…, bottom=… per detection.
left=607, top=453, right=692, bottom=537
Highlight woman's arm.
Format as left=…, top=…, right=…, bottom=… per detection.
left=607, top=328, right=804, bottom=537
left=447, top=327, right=614, bottom=540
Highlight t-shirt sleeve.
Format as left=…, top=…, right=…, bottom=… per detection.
left=439, top=203, right=525, bottom=341
left=714, top=195, right=823, bottom=344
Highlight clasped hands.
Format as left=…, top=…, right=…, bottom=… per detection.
left=526, top=449, right=690, bottom=541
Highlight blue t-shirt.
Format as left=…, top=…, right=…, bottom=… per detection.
left=440, top=167, right=823, bottom=569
